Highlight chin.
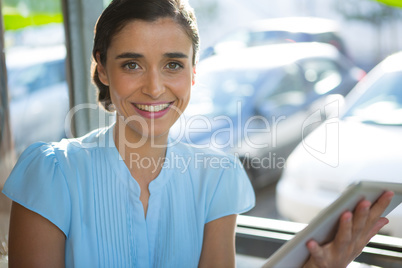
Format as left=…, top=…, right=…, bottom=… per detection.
left=130, top=123, right=170, bottom=140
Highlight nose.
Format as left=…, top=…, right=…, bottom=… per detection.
left=142, top=69, right=165, bottom=99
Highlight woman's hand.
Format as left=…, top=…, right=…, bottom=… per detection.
left=303, top=191, right=394, bottom=268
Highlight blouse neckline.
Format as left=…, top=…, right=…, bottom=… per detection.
left=101, top=123, right=174, bottom=195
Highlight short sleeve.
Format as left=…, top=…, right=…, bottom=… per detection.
left=205, top=157, right=255, bottom=223
left=2, top=142, right=71, bottom=236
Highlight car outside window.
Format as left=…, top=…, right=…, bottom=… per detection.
left=343, top=71, right=402, bottom=126
left=256, top=63, right=307, bottom=117
left=300, top=59, right=342, bottom=95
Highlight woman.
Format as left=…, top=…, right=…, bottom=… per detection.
left=3, top=0, right=393, bottom=267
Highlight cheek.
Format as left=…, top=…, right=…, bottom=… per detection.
left=170, top=73, right=192, bottom=101
left=108, top=73, right=135, bottom=99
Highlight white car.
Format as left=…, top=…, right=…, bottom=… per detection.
left=276, top=50, right=402, bottom=237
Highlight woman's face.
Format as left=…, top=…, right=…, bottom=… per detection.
left=97, top=18, right=195, bottom=140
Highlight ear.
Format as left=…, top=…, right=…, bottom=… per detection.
left=192, top=65, right=197, bottom=86
left=96, top=52, right=109, bottom=86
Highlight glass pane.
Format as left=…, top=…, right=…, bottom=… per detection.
left=1, top=0, right=68, bottom=260
left=3, top=0, right=68, bottom=156
left=191, top=1, right=402, bottom=245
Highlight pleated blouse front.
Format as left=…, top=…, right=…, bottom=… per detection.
left=3, top=125, right=255, bottom=267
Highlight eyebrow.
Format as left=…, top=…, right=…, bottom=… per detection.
left=115, top=52, right=143, bottom=59
left=164, top=52, right=188, bottom=59
left=115, top=52, right=188, bottom=60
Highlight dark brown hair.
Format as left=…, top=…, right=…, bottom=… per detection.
left=92, top=0, right=200, bottom=111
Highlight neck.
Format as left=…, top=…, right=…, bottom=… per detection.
left=113, top=117, right=168, bottom=181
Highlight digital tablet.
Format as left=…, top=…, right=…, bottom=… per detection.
left=262, top=180, right=402, bottom=268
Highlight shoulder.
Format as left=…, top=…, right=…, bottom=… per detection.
left=10, top=141, right=60, bottom=173
left=9, top=126, right=111, bottom=176
left=167, top=144, right=256, bottom=222
left=52, top=126, right=111, bottom=154
left=3, top=143, right=74, bottom=238
left=24, top=126, right=111, bottom=167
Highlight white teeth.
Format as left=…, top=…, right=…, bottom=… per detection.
left=135, top=103, right=170, bottom=112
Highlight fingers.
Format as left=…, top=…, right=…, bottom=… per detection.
left=352, top=200, right=371, bottom=238
left=368, top=191, right=394, bottom=222
left=368, top=191, right=394, bottom=234
left=366, top=217, right=389, bottom=243
left=334, top=211, right=352, bottom=247
left=306, top=240, right=325, bottom=268
left=305, top=213, right=354, bottom=268
left=304, top=191, right=395, bottom=268
left=334, top=192, right=394, bottom=251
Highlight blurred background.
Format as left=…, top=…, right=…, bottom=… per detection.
left=0, top=0, right=402, bottom=265
left=192, top=0, right=402, bottom=71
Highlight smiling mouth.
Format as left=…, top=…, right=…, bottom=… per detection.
left=133, top=102, right=173, bottom=112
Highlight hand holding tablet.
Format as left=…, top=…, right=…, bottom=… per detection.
left=263, top=181, right=402, bottom=268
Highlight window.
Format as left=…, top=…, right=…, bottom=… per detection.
left=0, top=1, right=401, bottom=266
left=3, top=0, right=68, bottom=156
left=0, top=1, right=68, bottom=259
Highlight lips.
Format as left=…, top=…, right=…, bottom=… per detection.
left=132, top=101, right=174, bottom=119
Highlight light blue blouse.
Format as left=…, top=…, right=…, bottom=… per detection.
left=3, top=124, right=255, bottom=267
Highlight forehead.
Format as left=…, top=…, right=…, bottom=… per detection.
left=109, top=18, right=193, bottom=54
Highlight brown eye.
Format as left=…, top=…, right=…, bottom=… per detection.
left=166, top=62, right=182, bottom=70
left=124, top=62, right=139, bottom=70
